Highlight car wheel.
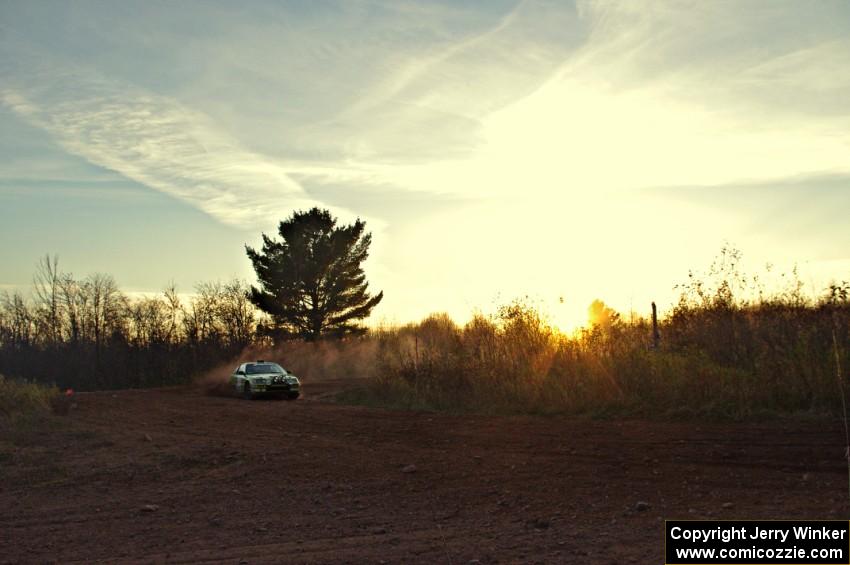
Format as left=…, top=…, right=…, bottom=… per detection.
left=286, top=392, right=300, bottom=401
left=242, top=383, right=253, bottom=400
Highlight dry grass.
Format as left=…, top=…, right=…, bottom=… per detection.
left=339, top=253, right=850, bottom=419
left=0, top=374, right=60, bottom=427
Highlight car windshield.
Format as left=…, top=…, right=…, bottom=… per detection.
left=246, top=363, right=285, bottom=375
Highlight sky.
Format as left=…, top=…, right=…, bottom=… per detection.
left=2, top=0, right=850, bottom=330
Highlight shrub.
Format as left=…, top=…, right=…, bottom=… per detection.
left=0, top=374, right=59, bottom=426
left=343, top=274, right=850, bottom=419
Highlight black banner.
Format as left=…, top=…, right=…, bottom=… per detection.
left=665, top=520, right=850, bottom=564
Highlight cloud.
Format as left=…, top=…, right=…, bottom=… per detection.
left=0, top=22, right=348, bottom=229
left=313, top=0, right=583, bottom=164
left=4, top=0, right=850, bottom=208
left=648, top=173, right=850, bottom=262
left=370, top=0, right=850, bottom=197
left=241, top=0, right=850, bottom=203
left=1, top=84, right=330, bottom=228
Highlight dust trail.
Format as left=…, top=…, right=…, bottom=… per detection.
left=195, top=339, right=378, bottom=397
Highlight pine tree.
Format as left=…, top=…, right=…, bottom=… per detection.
left=246, top=208, right=383, bottom=340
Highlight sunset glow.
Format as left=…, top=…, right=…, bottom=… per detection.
left=2, top=1, right=849, bottom=326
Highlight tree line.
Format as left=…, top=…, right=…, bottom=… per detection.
left=0, top=255, right=261, bottom=390
left=0, top=208, right=384, bottom=390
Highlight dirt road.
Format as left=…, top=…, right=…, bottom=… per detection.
left=1, top=379, right=846, bottom=563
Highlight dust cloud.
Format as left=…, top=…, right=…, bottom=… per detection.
left=196, top=339, right=378, bottom=397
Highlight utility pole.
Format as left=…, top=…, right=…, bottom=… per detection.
left=651, top=301, right=660, bottom=349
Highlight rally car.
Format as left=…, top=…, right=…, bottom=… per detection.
left=230, top=360, right=300, bottom=400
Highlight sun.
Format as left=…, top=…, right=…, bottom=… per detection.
left=549, top=297, right=590, bottom=335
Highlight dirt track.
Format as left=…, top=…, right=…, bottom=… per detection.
left=1, top=378, right=847, bottom=564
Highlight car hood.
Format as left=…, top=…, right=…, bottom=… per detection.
left=247, top=373, right=298, bottom=381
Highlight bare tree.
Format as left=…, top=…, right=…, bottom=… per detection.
left=163, top=283, right=182, bottom=344
left=0, top=291, right=33, bottom=347
left=128, top=296, right=171, bottom=347
left=2, top=259, right=261, bottom=390
left=32, top=255, right=63, bottom=345
left=218, top=280, right=255, bottom=347
left=184, top=282, right=223, bottom=343
left=60, top=273, right=88, bottom=343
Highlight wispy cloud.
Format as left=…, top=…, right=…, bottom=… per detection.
left=1, top=86, right=328, bottom=228
left=0, top=27, right=342, bottom=228
left=4, top=0, right=850, bottom=209
left=246, top=0, right=850, bottom=203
